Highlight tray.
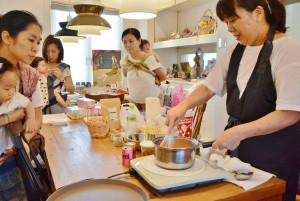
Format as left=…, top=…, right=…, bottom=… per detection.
left=47, top=179, right=149, bottom=201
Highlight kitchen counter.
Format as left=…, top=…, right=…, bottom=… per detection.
left=41, top=120, right=286, bottom=200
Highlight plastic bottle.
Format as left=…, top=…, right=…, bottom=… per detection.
left=127, top=105, right=137, bottom=133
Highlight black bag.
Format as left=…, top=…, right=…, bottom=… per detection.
left=43, top=63, right=70, bottom=114
left=8, top=121, right=50, bottom=201
left=28, top=132, right=46, bottom=160
left=27, top=132, right=53, bottom=194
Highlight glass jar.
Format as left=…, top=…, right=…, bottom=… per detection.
left=112, top=133, right=124, bottom=147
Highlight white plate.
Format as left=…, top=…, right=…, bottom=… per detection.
left=141, top=155, right=205, bottom=177
left=47, top=179, right=148, bottom=201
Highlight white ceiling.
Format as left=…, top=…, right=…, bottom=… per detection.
left=51, top=0, right=188, bottom=10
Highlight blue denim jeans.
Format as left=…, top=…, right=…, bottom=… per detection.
left=0, top=156, right=27, bottom=201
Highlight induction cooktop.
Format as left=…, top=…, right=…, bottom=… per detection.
left=130, top=155, right=229, bottom=193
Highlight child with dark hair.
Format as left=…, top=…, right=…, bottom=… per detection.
left=0, top=59, right=36, bottom=200
left=31, top=57, right=70, bottom=112
left=140, top=39, right=160, bottom=62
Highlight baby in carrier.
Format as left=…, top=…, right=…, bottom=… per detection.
left=31, top=57, right=69, bottom=114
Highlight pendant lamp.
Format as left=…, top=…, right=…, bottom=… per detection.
left=67, top=4, right=111, bottom=36
left=100, top=0, right=176, bottom=19
left=54, top=22, right=86, bottom=43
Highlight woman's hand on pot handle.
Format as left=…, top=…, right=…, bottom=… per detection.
left=212, top=126, right=244, bottom=151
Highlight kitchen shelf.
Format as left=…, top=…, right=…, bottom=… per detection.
left=152, top=33, right=217, bottom=49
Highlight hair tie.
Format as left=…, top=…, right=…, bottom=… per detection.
left=265, top=0, right=272, bottom=15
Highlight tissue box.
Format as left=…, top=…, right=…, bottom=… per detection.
left=66, top=106, right=90, bottom=120
left=77, top=98, right=96, bottom=109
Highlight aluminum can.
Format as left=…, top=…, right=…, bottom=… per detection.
left=125, top=142, right=136, bottom=159
left=122, top=146, right=133, bottom=167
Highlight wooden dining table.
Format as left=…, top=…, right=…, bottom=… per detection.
left=41, top=120, right=286, bottom=201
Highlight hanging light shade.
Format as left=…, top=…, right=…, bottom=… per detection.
left=54, top=22, right=86, bottom=43
left=67, top=4, right=111, bottom=36
left=120, top=0, right=157, bottom=19
left=100, top=0, right=176, bottom=19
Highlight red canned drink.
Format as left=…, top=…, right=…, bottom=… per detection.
left=125, top=142, right=136, bottom=159
left=122, top=146, right=133, bottom=167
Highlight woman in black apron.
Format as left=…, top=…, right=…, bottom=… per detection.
left=166, top=0, right=300, bottom=200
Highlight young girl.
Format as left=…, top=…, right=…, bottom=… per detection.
left=31, top=57, right=70, bottom=110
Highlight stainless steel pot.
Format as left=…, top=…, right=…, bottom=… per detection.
left=152, top=136, right=213, bottom=170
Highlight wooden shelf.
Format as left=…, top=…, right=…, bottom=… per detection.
left=152, top=34, right=217, bottom=49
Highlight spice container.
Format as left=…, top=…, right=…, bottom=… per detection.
left=140, top=141, right=154, bottom=156
left=113, top=132, right=124, bottom=147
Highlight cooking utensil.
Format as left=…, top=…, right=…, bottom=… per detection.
left=159, top=133, right=174, bottom=148
left=152, top=136, right=214, bottom=170
left=126, top=133, right=162, bottom=151
left=234, top=170, right=254, bottom=181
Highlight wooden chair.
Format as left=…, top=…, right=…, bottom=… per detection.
left=85, top=93, right=125, bottom=103
left=191, top=103, right=207, bottom=140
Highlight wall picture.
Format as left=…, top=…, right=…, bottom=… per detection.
left=92, top=50, right=121, bottom=70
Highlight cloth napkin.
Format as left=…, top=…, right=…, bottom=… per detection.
left=208, top=153, right=275, bottom=190
left=43, top=113, right=70, bottom=125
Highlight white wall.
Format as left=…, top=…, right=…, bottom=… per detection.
left=286, top=2, right=300, bottom=43
left=153, top=0, right=229, bottom=140
left=0, top=0, right=51, bottom=56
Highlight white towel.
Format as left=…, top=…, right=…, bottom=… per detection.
left=208, top=153, right=275, bottom=190
left=209, top=153, right=251, bottom=172
left=43, top=113, right=70, bottom=125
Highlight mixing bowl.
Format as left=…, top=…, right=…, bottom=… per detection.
left=126, top=133, right=162, bottom=151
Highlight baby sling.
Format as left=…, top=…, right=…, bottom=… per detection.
left=43, top=63, right=69, bottom=114
left=124, top=54, right=156, bottom=77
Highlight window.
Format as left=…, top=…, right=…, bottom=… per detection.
left=50, top=9, right=121, bottom=84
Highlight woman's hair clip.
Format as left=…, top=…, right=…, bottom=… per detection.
left=0, top=63, right=3, bottom=70
left=265, top=0, right=272, bottom=15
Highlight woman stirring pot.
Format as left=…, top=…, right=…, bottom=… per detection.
left=166, top=0, right=300, bottom=200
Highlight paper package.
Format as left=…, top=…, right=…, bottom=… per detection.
left=66, top=106, right=90, bottom=120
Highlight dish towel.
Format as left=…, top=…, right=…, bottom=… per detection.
left=43, top=113, right=70, bottom=125
left=209, top=153, right=275, bottom=190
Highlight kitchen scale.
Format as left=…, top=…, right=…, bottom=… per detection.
left=130, top=155, right=229, bottom=193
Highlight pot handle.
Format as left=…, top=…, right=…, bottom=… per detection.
left=198, top=140, right=215, bottom=148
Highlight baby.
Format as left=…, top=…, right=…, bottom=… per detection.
left=0, top=59, right=36, bottom=156
left=31, top=57, right=70, bottom=109
left=140, top=39, right=161, bottom=86
left=140, top=39, right=160, bottom=62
